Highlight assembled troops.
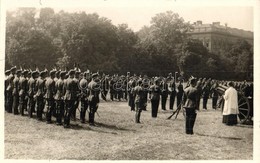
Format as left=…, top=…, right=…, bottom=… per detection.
left=18, top=70, right=29, bottom=116
left=44, top=70, right=56, bottom=124
left=63, top=70, right=77, bottom=128
left=160, top=78, right=168, bottom=110
left=88, top=73, right=100, bottom=125
left=182, top=77, right=198, bottom=135
left=35, top=71, right=46, bottom=121
left=27, top=71, right=38, bottom=118
left=54, top=71, right=66, bottom=125
left=133, top=79, right=145, bottom=123
left=79, top=72, right=89, bottom=123
left=12, top=69, right=22, bottom=115
left=149, top=78, right=161, bottom=118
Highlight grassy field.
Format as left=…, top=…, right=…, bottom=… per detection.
left=4, top=99, right=253, bottom=160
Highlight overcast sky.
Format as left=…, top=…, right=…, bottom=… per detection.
left=4, top=0, right=255, bottom=32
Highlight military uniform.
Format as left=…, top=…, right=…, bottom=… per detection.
left=5, top=70, right=11, bottom=112
left=176, top=81, right=184, bottom=110
left=182, top=78, right=198, bottom=135
left=63, top=70, right=77, bottom=128
left=202, top=81, right=211, bottom=110
left=101, top=75, right=109, bottom=100
left=71, top=72, right=80, bottom=121
left=88, top=73, right=100, bottom=125
left=27, top=71, right=38, bottom=118
left=110, top=77, right=116, bottom=101
left=128, top=78, right=136, bottom=111
left=18, top=70, right=29, bottom=116
left=160, top=79, right=168, bottom=110
left=6, top=67, right=16, bottom=113
left=35, top=71, right=46, bottom=120
left=54, top=71, right=66, bottom=125
left=79, top=73, right=89, bottom=123
left=44, top=70, right=56, bottom=123
left=12, top=70, right=21, bottom=115
left=133, top=80, right=145, bottom=123
left=142, top=77, right=150, bottom=111
left=168, top=79, right=176, bottom=110
left=149, top=79, right=161, bottom=118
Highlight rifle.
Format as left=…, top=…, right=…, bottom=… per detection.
left=167, top=103, right=183, bottom=120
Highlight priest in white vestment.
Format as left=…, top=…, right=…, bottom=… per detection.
left=222, top=81, right=239, bottom=125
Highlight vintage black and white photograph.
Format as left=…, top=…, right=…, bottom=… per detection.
left=1, top=0, right=259, bottom=161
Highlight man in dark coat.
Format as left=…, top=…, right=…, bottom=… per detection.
left=149, top=78, right=161, bottom=118
left=160, top=78, right=168, bottom=110
left=182, top=77, right=198, bottom=135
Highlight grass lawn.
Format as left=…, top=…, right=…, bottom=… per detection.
left=4, top=98, right=253, bottom=160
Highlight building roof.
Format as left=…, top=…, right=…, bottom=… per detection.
left=188, top=21, right=253, bottom=40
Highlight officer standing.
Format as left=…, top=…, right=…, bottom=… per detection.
left=79, top=72, right=89, bottom=123
left=182, top=77, right=198, bottom=135
left=12, top=69, right=22, bottom=115
left=44, top=70, right=56, bottom=124
left=88, top=73, right=100, bottom=125
left=128, top=77, right=136, bottom=111
left=160, top=78, right=168, bottom=110
left=133, top=79, right=145, bottom=123
left=54, top=71, right=66, bottom=125
left=63, top=70, right=76, bottom=128
left=18, top=70, right=29, bottom=116
left=149, top=78, right=161, bottom=118
left=35, top=71, right=46, bottom=121
left=6, top=67, right=16, bottom=113
left=27, top=71, right=38, bottom=118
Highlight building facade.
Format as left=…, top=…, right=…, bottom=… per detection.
left=187, top=21, right=253, bottom=53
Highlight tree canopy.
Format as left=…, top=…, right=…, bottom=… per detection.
left=5, top=8, right=253, bottom=80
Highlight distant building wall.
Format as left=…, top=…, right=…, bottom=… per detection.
left=187, top=21, right=253, bottom=53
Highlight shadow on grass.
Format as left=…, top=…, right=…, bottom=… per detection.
left=94, top=122, right=136, bottom=132
left=196, top=133, right=243, bottom=140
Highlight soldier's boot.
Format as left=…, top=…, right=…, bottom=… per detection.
left=80, top=110, right=86, bottom=123
left=89, top=111, right=95, bottom=125
left=135, top=111, right=141, bottom=123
